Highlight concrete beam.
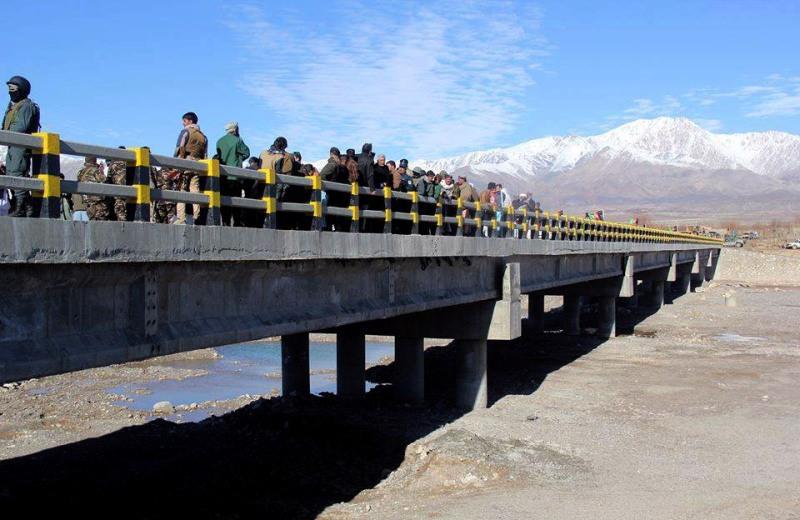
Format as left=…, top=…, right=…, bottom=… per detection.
left=620, top=255, right=635, bottom=297
left=634, top=266, right=671, bottom=281
left=395, top=337, right=424, bottom=404
left=336, top=331, right=365, bottom=399
left=488, top=263, right=521, bottom=341
left=282, top=333, right=310, bottom=397
left=454, top=339, right=488, bottom=411
left=667, top=253, right=678, bottom=282
left=0, top=218, right=715, bottom=265
left=358, top=263, right=521, bottom=341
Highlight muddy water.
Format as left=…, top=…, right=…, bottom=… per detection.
left=108, top=341, right=394, bottom=421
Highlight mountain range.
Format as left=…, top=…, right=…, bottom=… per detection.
left=414, top=117, right=800, bottom=221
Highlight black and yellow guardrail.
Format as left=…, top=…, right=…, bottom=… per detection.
left=0, top=129, right=723, bottom=246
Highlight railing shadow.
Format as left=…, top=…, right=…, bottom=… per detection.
left=0, top=296, right=674, bottom=518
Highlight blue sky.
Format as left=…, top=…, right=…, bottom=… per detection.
left=3, top=0, right=799, bottom=161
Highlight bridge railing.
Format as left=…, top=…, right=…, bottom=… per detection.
left=0, top=129, right=721, bottom=245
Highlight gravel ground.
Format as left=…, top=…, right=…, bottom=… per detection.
left=715, top=247, right=800, bottom=286
left=1, top=249, right=798, bottom=519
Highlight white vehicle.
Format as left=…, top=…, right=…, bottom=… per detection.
left=782, top=240, right=800, bottom=250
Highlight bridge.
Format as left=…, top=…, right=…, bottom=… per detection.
left=0, top=129, right=721, bottom=410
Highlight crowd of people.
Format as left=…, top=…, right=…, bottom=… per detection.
left=2, top=74, right=628, bottom=231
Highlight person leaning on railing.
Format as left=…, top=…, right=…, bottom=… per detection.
left=216, top=121, right=251, bottom=227
left=259, top=136, right=297, bottom=230
left=173, top=111, right=208, bottom=225
left=452, top=175, right=479, bottom=236
left=76, top=156, right=110, bottom=221
left=320, top=147, right=351, bottom=232
left=106, top=147, right=129, bottom=222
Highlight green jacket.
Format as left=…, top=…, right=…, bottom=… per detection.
left=2, top=99, right=37, bottom=176
left=216, top=133, right=251, bottom=178
left=432, top=183, right=442, bottom=201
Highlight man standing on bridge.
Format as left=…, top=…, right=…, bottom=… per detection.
left=106, top=147, right=128, bottom=221
left=173, top=111, right=207, bottom=224
left=3, top=76, right=40, bottom=217
left=76, top=156, right=110, bottom=221
left=216, top=121, right=250, bottom=226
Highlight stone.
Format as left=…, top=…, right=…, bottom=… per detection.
left=152, top=401, right=175, bottom=414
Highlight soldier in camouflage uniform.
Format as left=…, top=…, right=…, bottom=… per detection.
left=106, top=157, right=128, bottom=221
left=77, top=156, right=110, bottom=220
left=152, top=167, right=181, bottom=224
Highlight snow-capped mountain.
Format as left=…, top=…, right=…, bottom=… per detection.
left=413, top=117, right=800, bottom=218
left=414, top=117, right=800, bottom=180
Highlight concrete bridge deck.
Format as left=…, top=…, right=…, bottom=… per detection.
left=0, top=218, right=718, bottom=410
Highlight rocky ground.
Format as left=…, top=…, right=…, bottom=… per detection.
left=1, top=248, right=799, bottom=518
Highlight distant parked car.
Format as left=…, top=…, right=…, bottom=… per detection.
left=782, top=240, right=800, bottom=250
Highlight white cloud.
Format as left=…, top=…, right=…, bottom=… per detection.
left=606, top=95, right=683, bottom=122
left=598, top=73, right=800, bottom=131
left=746, top=90, right=800, bottom=117
left=687, top=75, right=800, bottom=118
left=693, top=118, right=723, bottom=131
left=224, top=1, right=549, bottom=160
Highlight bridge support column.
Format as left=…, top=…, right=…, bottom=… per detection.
left=644, top=280, right=665, bottom=310
left=527, top=294, right=545, bottom=334
left=336, top=331, right=365, bottom=399
left=395, top=336, right=424, bottom=404
left=563, top=295, right=581, bottom=336
left=281, top=333, right=310, bottom=397
left=596, top=296, right=616, bottom=338
left=454, top=338, right=488, bottom=410
left=620, top=293, right=638, bottom=309
left=670, top=271, right=691, bottom=300
left=690, top=251, right=705, bottom=292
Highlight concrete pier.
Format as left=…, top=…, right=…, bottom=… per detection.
left=596, top=296, right=617, bottom=338
left=620, top=294, right=638, bottom=309
left=691, top=273, right=705, bottom=292
left=563, top=295, right=582, bottom=336
left=454, top=339, right=488, bottom=410
left=671, top=273, right=691, bottom=299
left=336, top=332, right=365, bottom=398
left=395, top=337, right=424, bottom=404
left=282, top=333, right=310, bottom=397
left=641, top=280, right=664, bottom=310
left=527, top=294, right=545, bottom=334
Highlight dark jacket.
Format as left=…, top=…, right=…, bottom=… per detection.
left=357, top=144, right=376, bottom=190
left=320, top=156, right=341, bottom=181
left=373, top=163, right=390, bottom=188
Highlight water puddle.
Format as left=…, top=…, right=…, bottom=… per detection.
left=108, top=341, right=394, bottom=422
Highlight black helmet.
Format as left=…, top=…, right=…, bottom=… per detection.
left=7, top=75, right=31, bottom=101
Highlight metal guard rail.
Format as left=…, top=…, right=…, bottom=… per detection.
left=0, top=130, right=722, bottom=245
